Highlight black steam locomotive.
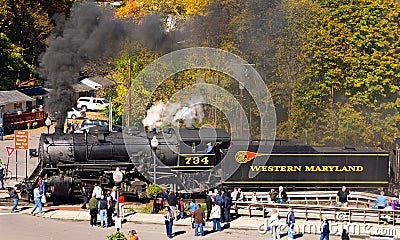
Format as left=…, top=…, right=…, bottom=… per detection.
left=19, top=126, right=231, bottom=200
left=19, top=125, right=400, bottom=201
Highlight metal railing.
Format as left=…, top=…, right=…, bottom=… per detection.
left=233, top=191, right=398, bottom=225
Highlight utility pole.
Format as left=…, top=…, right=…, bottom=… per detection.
left=127, top=59, right=131, bottom=126
left=109, top=98, right=113, bottom=132
left=239, top=82, right=244, bottom=138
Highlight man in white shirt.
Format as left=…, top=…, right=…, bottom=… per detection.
left=93, top=183, right=103, bottom=199
left=231, top=188, right=238, bottom=201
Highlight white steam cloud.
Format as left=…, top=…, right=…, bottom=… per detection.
left=142, top=96, right=205, bottom=129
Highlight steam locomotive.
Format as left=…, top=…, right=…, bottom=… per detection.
left=18, top=125, right=400, bottom=201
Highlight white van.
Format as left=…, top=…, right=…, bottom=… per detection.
left=76, top=97, right=109, bottom=111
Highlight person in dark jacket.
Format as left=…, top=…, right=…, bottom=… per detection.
left=286, top=207, right=295, bottom=240
left=206, top=191, right=213, bottom=221
left=224, top=190, right=233, bottom=222
left=320, top=216, right=330, bottom=240
left=8, top=187, right=19, bottom=212
left=98, top=195, right=109, bottom=228
left=81, top=181, right=90, bottom=209
left=167, top=191, right=178, bottom=218
left=337, top=186, right=350, bottom=207
left=277, top=186, right=288, bottom=204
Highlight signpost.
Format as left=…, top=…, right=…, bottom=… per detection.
left=14, top=130, right=29, bottom=180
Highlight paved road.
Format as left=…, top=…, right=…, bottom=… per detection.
left=0, top=125, right=50, bottom=185
left=0, top=208, right=361, bottom=240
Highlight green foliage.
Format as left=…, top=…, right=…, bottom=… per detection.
left=139, top=204, right=154, bottom=213
left=107, top=231, right=127, bottom=240
left=0, top=0, right=73, bottom=88
left=147, top=184, right=162, bottom=197
left=0, top=33, right=30, bottom=90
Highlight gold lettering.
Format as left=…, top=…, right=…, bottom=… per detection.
left=262, top=166, right=268, bottom=171
left=348, top=166, right=355, bottom=171
left=322, top=166, right=329, bottom=171
left=250, top=166, right=261, bottom=171
left=287, top=166, right=293, bottom=172
left=280, top=166, right=286, bottom=172
left=305, top=166, right=315, bottom=171
left=294, top=166, right=301, bottom=171
left=355, top=166, right=364, bottom=172
left=268, top=166, right=274, bottom=171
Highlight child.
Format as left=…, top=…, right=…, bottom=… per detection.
left=129, top=230, right=139, bottom=240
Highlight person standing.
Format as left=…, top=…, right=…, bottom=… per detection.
left=98, top=195, right=109, bottom=228
left=286, top=207, right=295, bottom=240
left=206, top=191, right=213, bottom=221
left=178, top=198, right=186, bottom=219
left=193, top=204, right=205, bottom=237
left=341, top=221, right=350, bottom=240
left=38, top=177, right=46, bottom=195
left=320, top=216, right=330, bottom=240
left=277, top=186, right=288, bottom=204
left=269, top=208, right=280, bottom=240
left=164, top=206, right=174, bottom=238
left=88, top=193, right=98, bottom=227
left=224, top=191, right=232, bottom=222
left=337, top=186, right=350, bottom=207
left=189, top=199, right=197, bottom=226
left=81, top=181, right=90, bottom=209
left=119, top=191, right=125, bottom=218
left=251, top=191, right=258, bottom=202
left=105, top=191, right=114, bottom=226
left=167, top=191, right=178, bottom=219
left=211, top=201, right=221, bottom=232
left=31, top=185, right=43, bottom=215
left=215, top=190, right=225, bottom=222
left=269, top=188, right=277, bottom=202
left=237, top=188, right=244, bottom=202
left=160, top=188, right=168, bottom=209
left=8, top=187, right=19, bottom=212
left=93, top=183, right=103, bottom=200
left=231, top=188, right=238, bottom=201
left=0, top=165, right=5, bottom=189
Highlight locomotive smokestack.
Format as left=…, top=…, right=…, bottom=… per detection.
left=55, top=125, right=64, bottom=135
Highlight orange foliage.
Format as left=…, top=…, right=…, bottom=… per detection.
left=116, top=0, right=139, bottom=18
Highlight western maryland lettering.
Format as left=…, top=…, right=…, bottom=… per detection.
left=249, top=165, right=364, bottom=172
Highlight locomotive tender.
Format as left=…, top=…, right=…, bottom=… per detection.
left=19, top=125, right=400, bottom=201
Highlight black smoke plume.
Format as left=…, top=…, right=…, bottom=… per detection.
left=40, top=1, right=181, bottom=133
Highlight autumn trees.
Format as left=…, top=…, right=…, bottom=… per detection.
left=1, top=0, right=399, bottom=148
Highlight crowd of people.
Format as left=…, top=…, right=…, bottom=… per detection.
left=84, top=183, right=125, bottom=228
left=6, top=182, right=400, bottom=239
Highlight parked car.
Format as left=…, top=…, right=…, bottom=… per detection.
left=77, top=119, right=122, bottom=132
left=49, top=108, right=86, bottom=121
left=67, top=108, right=86, bottom=119
left=76, top=97, right=109, bottom=111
